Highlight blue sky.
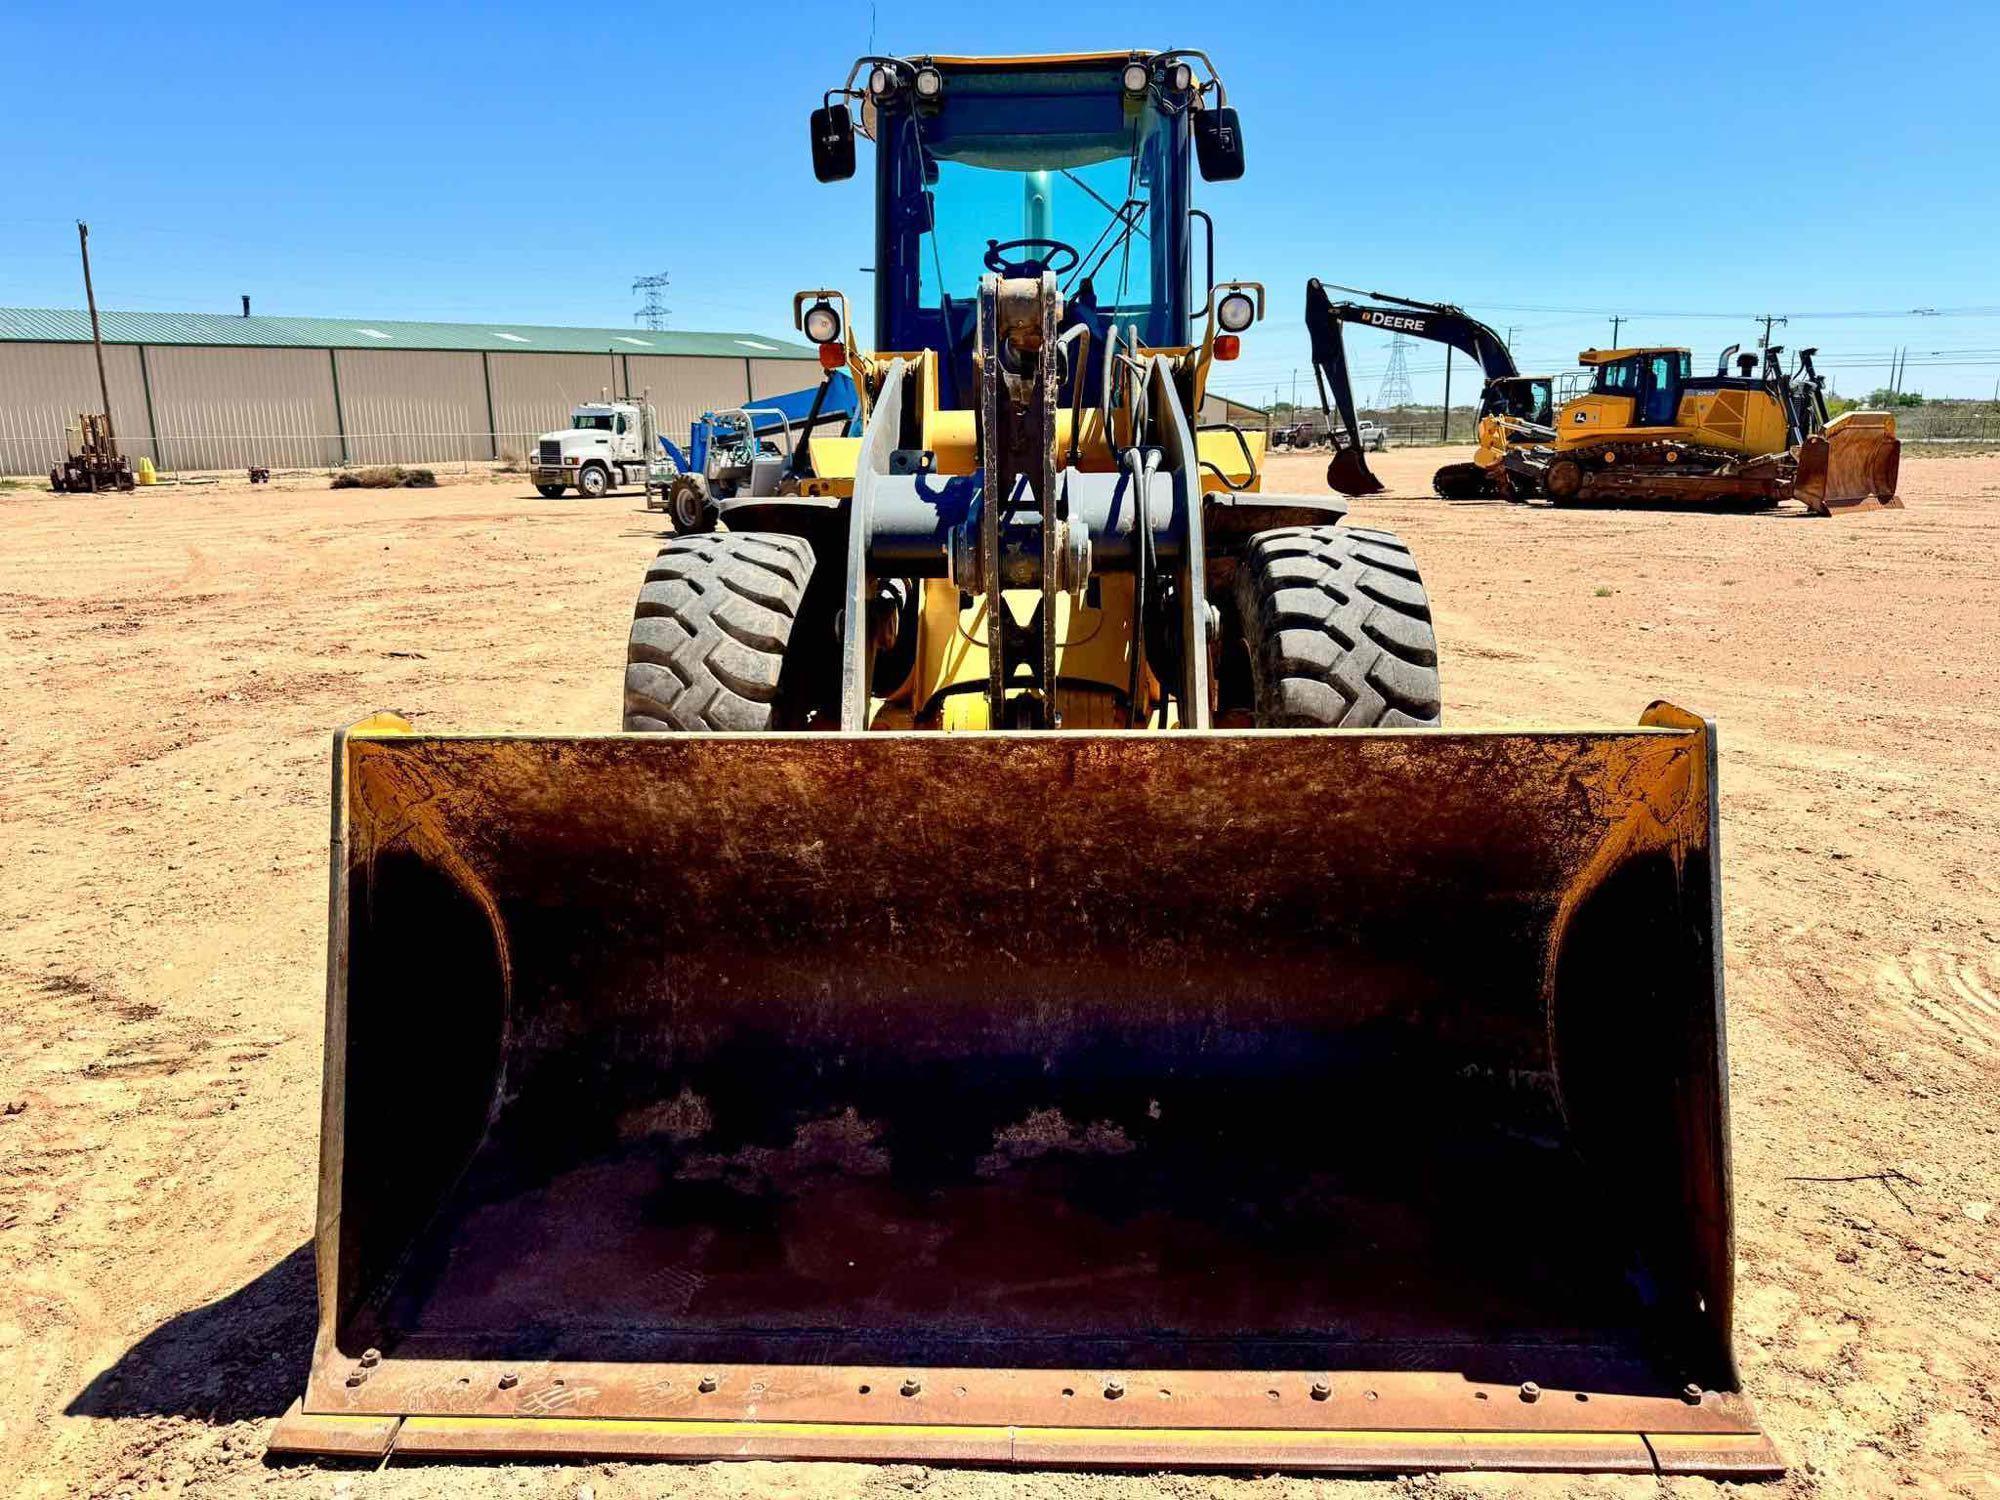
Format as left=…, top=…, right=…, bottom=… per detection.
left=7, top=0, right=1998, bottom=402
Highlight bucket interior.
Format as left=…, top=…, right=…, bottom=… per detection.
left=325, top=729, right=1732, bottom=1402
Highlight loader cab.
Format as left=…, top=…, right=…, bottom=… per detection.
left=832, top=53, right=1209, bottom=406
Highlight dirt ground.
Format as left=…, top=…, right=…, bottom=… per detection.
left=1, top=449, right=1994, bottom=1499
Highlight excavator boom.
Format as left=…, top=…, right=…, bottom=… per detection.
left=1306, top=279, right=1523, bottom=495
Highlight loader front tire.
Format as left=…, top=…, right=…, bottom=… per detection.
left=624, top=531, right=815, bottom=731
left=1235, top=524, right=1441, bottom=728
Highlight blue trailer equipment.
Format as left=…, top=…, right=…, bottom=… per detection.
left=654, top=369, right=858, bottom=531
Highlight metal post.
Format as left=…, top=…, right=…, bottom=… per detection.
left=1609, top=315, right=1623, bottom=348
left=327, top=348, right=349, bottom=465
left=1440, top=347, right=1452, bottom=444
left=137, top=344, right=160, bottom=467
left=77, top=222, right=117, bottom=456
left=480, top=350, right=498, bottom=459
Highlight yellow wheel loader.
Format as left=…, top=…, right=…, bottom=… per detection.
left=1505, top=344, right=1901, bottom=515
left=274, top=49, right=1781, bottom=1479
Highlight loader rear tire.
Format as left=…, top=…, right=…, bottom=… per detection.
left=1235, top=524, right=1441, bottom=728
left=624, top=531, right=816, bottom=731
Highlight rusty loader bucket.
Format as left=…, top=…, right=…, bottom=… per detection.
left=1795, top=409, right=1902, bottom=515
left=271, top=707, right=1780, bottom=1476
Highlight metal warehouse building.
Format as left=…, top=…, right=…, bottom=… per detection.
left=0, top=308, right=818, bottom=476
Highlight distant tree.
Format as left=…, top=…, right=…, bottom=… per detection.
left=1865, top=387, right=1925, bottom=408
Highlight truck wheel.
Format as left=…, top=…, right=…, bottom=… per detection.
left=577, top=463, right=611, bottom=499
left=535, top=483, right=567, bottom=499
left=624, top=532, right=816, bottom=731
left=1234, top=524, right=1441, bottom=728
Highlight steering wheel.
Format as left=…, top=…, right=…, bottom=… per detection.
left=983, top=237, right=1080, bottom=279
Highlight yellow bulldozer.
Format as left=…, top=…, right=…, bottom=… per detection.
left=272, top=49, right=1781, bottom=1479
left=1504, top=344, right=1902, bottom=514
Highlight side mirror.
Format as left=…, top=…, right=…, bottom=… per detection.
left=1194, top=106, right=1245, bottom=182
left=811, top=104, right=856, bottom=182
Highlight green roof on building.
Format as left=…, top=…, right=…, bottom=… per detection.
left=0, top=307, right=816, bottom=359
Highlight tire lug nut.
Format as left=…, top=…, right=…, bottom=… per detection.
left=1518, top=1381, right=1540, bottom=1403
left=1310, top=1380, right=1331, bottom=1401
left=698, top=1373, right=718, bottom=1394
left=1103, top=1378, right=1125, bottom=1400
left=359, top=1348, right=380, bottom=1369
left=900, top=1377, right=922, bottom=1397
left=497, top=1371, right=518, bottom=1390
left=1683, top=1383, right=1704, bottom=1404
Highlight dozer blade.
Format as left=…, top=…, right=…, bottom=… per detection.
left=273, top=708, right=1780, bottom=1477
left=1326, top=446, right=1387, bottom=496
left=1795, top=410, right=1903, bottom=516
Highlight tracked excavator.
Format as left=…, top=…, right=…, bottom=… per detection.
left=1309, top=281, right=1555, bottom=500
left=274, top=49, right=1781, bottom=1478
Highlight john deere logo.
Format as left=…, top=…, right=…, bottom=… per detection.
left=1361, top=312, right=1427, bottom=333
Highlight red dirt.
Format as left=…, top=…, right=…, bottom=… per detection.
left=1, top=450, right=1994, bottom=1498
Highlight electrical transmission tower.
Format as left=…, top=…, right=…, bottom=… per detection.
left=632, top=273, right=671, bottom=331
left=1375, top=334, right=1415, bottom=408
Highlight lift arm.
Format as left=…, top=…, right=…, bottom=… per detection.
left=1305, top=279, right=1521, bottom=495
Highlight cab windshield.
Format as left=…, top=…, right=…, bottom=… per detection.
left=571, top=413, right=615, bottom=431
left=918, top=150, right=1156, bottom=311
left=873, top=61, right=1192, bottom=357
left=1592, top=359, right=1641, bottom=395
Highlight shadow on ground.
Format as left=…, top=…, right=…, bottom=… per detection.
left=66, top=1243, right=316, bottom=1424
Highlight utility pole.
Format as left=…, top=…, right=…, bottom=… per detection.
left=1756, top=313, right=1787, bottom=349
left=1439, top=347, right=1453, bottom=444
left=1290, top=367, right=1298, bottom=421
left=1609, top=315, right=1623, bottom=348
left=1504, top=325, right=1517, bottom=351
left=76, top=221, right=117, bottom=456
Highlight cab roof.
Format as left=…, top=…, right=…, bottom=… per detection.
left=919, top=50, right=1153, bottom=70
left=1579, top=347, right=1691, bottom=364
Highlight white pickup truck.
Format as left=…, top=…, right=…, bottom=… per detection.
left=529, top=401, right=662, bottom=498
left=1333, top=419, right=1388, bottom=453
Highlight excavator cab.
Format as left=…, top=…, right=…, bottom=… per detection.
left=1481, top=374, right=1555, bottom=428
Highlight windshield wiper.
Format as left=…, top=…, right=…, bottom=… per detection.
left=1059, top=169, right=1151, bottom=246
left=1070, top=197, right=1149, bottom=296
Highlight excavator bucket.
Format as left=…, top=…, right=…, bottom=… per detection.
left=1795, top=410, right=1903, bottom=516
left=272, top=708, right=1781, bottom=1477
left=1326, top=445, right=1386, bottom=496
